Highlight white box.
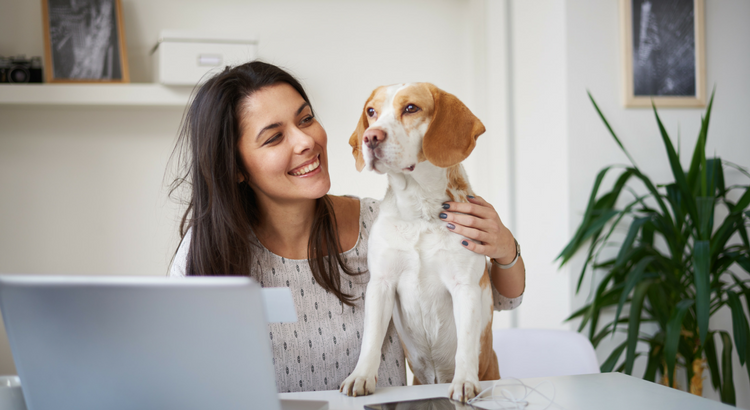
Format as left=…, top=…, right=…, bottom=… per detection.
left=151, top=30, right=257, bottom=86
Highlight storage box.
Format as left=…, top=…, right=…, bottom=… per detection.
left=151, top=31, right=257, bottom=86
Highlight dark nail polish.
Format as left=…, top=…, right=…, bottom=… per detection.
left=467, top=195, right=475, bottom=199
left=447, top=223, right=455, bottom=230
left=439, top=213, right=447, bottom=219
left=442, top=203, right=450, bottom=209
left=462, top=240, right=469, bottom=246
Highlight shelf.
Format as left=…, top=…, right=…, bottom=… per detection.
left=0, top=84, right=194, bottom=107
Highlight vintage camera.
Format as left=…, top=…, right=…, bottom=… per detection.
left=0, top=55, right=43, bottom=83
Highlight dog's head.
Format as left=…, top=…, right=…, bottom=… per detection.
left=349, top=83, right=485, bottom=174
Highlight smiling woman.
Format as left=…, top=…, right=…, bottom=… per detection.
left=166, top=61, right=407, bottom=392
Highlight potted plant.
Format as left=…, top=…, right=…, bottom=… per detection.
left=557, top=91, right=750, bottom=405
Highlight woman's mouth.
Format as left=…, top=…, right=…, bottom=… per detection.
left=289, top=155, right=321, bottom=176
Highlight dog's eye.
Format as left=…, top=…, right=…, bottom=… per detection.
left=366, top=108, right=376, bottom=117
left=404, top=104, right=421, bottom=114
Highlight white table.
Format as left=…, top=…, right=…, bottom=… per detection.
left=279, top=373, right=733, bottom=410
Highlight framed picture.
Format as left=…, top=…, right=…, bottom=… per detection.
left=620, top=0, right=705, bottom=108
left=41, top=0, right=130, bottom=83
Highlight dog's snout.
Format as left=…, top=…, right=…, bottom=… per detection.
left=363, top=129, right=387, bottom=149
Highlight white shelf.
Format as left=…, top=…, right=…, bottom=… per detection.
left=0, top=84, right=194, bottom=107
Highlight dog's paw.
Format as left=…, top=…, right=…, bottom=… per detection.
left=448, top=378, right=480, bottom=403
left=339, top=372, right=378, bottom=397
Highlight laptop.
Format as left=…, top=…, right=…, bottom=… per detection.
left=0, top=275, right=327, bottom=410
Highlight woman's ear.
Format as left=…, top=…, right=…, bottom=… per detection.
left=349, top=108, right=368, bottom=172
left=422, top=84, right=485, bottom=168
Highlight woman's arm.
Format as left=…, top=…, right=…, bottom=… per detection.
left=439, top=195, right=525, bottom=298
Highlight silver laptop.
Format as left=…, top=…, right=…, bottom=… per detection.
left=0, top=275, right=327, bottom=410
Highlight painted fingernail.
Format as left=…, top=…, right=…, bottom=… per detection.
left=447, top=223, right=455, bottom=230
left=442, top=203, right=450, bottom=209
left=467, top=195, right=475, bottom=199
left=439, top=213, right=447, bottom=219
left=462, top=240, right=469, bottom=246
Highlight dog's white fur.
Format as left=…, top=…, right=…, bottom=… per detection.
left=340, top=83, right=499, bottom=402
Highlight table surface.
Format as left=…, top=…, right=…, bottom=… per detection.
left=279, top=372, right=733, bottom=410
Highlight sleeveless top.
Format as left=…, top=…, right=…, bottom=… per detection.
left=169, top=197, right=523, bottom=392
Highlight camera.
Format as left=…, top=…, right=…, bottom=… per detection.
left=0, top=55, right=44, bottom=83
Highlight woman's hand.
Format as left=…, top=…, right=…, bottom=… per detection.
left=439, top=195, right=515, bottom=263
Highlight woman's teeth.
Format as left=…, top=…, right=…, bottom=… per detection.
left=291, top=157, right=320, bottom=176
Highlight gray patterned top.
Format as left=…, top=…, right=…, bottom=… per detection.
left=169, top=197, right=523, bottom=392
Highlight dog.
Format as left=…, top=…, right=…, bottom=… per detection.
left=340, top=83, right=499, bottom=403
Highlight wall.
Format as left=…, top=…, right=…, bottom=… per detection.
left=565, top=0, right=750, bottom=407
left=0, top=0, right=522, bottom=375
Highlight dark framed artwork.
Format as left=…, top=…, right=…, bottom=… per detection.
left=621, top=0, right=705, bottom=107
left=41, top=0, right=130, bottom=83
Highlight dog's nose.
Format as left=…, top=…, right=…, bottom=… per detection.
left=363, top=129, right=387, bottom=149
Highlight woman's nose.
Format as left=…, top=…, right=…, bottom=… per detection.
left=291, top=127, right=316, bottom=153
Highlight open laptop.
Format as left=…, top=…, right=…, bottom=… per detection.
left=0, top=275, right=327, bottom=410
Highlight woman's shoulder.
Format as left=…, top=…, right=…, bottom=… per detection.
left=333, top=195, right=380, bottom=222
left=169, top=228, right=192, bottom=277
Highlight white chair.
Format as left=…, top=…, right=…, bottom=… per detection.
left=492, top=328, right=600, bottom=379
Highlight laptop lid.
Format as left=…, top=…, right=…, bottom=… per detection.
left=0, top=275, right=288, bottom=410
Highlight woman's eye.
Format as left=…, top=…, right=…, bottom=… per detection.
left=301, top=115, right=314, bottom=125
left=264, top=134, right=282, bottom=145
left=404, top=104, right=420, bottom=114
left=366, top=108, right=375, bottom=117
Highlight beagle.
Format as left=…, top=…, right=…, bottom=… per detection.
left=340, top=83, right=499, bottom=402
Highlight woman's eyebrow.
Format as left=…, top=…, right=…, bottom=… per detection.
left=255, top=102, right=311, bottom=141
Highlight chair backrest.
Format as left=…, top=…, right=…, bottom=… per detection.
left=492, top=328, right=600, bottom=379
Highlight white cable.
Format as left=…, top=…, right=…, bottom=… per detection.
left=467, top=377, right=561, bottom=410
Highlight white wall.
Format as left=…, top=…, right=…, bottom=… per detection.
left=0, top=0, right=519, bottom=375
left=509, top=0, right=571, bottom=330
left=565, top=0, right=750, bottom=407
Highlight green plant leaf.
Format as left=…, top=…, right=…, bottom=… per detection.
left=727, top=290, right=750, bottom=365
left=711, top=214, right=742, bottom=260
left=706, top=158, right=725, bottom=197
left=731, top=186, right=750, bottom=215
left=693, top=240, right=711, bottom=346
left=616, top=217, right=652, bottom=268
left=687, top=88, right=715, bottom=190
left=643, top=341, right=661, bottom=382
left=614, top=257, right=654, bottom=336
left=665, top=299, right=694, bottom=387
left=704, top=331, right=722, bottom=391
left=625, top=280, right=653, bottom=375
left=653, top=103, right=700, bottom=237
left=601, top=340, right=628, bottom=373
left=719, top=331, right=736, bottom=405
left=696, top=197, right=715, bottom=241
left=557, top=166, right=616, bottom=266
left=588, top=92, right=639, bottom=169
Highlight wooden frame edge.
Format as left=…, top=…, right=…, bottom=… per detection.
left=621, top=0, right=706, bottom=108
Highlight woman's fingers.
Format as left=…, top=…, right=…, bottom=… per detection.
left=447, top=222, right=488, bottom=243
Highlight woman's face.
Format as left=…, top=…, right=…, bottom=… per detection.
left=237, top=83, right=330, bottom=205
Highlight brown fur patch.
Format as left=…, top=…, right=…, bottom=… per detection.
left=421, top=83, right=486, bottom=168
left=445, top=189, right=455, bottom=202
left=477, top=263, right=500, bottom=380
left=446, top=165, right=469, bottom=192
left=478, top=319, right=501, bottom=381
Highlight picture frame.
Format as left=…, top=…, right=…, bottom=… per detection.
left=620, top=0, right=705, bottom=108
left=41, top=0, right=130, bottom=83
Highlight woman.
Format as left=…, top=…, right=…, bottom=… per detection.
left=168, top=61, right=525, bottom=392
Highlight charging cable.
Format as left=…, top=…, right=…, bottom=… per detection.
left=467, top=377, right=561, bottom=410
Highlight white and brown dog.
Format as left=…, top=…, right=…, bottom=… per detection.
left=340, top=83, right=499, bottom=402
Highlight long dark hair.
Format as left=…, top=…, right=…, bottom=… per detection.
left=169, top=60, right=361, bottom=306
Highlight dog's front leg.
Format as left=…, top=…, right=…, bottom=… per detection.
left=340, top=275, right=397, bottom=396
left=448, top=283, right=483, bottom=403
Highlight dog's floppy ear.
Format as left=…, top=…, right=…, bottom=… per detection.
left=422, top=84, right=485, bottom=168
left=349, top=107, right=367, bottom=172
